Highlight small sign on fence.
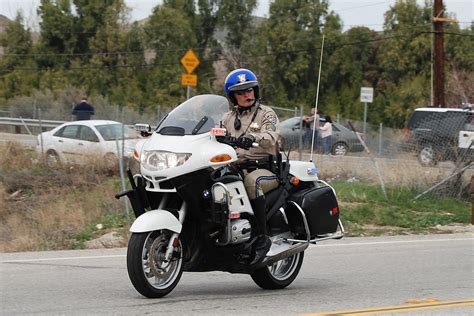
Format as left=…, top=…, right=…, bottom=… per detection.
left=360, top=87, right=374, bottom=103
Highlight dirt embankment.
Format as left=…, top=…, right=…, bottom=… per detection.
left=0, top=143, right=124, bottom=252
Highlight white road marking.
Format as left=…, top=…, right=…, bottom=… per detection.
left=313, top=237, right=473, bottom=248
left=1, top=236, right=472, bottom=263
left=0, top=254, right=125, bottom=263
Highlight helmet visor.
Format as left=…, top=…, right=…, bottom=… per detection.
left=228, top=81, right=258, bottom=92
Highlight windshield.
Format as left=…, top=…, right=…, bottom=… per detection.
left=96, top=124, right=137, bottom=141
left=157, top=95, right=230, bottom=135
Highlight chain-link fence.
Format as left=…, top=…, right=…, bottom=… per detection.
left=281, top=109, right=473, bottom=201
left=0, top=96, right=172, bottom=135
left=2, top=96, right=472, bottom=201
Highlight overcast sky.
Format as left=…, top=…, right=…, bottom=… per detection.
left=0, top=0, right=472, bottom=31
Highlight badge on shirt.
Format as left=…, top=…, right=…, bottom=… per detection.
left=250, top=122, right=260, bottom=132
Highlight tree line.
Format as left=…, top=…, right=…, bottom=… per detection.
left=0, top=0, right=472, bottom=128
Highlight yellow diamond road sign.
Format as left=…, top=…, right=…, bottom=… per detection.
left=180, top=49, right=200, bottom=74
left=181, top=74, right=197, bottom=87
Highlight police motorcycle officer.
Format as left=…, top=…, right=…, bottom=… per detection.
left=221, top=68, right=280, bottom=265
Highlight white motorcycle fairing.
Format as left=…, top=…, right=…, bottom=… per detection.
left=130, top=209, right=182, bottom=233
left=289, top=160, right=319, bottom=181
left=138, top=133, right=237, bottom=192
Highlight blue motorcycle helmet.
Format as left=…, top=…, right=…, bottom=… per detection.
left=224, top=68, right=260, bottom=105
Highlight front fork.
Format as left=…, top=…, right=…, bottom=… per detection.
left=162, top=198, right=186, bottom=264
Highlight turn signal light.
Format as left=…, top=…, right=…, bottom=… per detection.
left=291, top=176, right=300, bottom=186
left=210, top=154, right=232, bottom=163
left=133, top=149, right=140, bottom=161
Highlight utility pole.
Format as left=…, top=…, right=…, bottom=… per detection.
left=433, top=0, right=445, bottom=107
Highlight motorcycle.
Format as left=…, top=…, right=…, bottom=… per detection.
left=116, top=94, right=344, bottom=298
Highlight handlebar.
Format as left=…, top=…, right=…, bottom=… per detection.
left=215, top=135, right=259, bottom=150
left=216, top=135, right=238, bottom=147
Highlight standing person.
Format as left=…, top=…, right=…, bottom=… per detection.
left=320, top=115, right=333, bottom=155
left=72, top=97, right=95, bottom=121
left=221, top=68, right=280, bottom=265
left=303, top=108, right=320, bottom=150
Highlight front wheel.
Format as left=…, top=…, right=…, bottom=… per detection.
left=251, top=251, right=304, bottom=289
left=127, top=230, right=184, bottom=298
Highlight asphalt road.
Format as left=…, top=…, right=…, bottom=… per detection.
left=1, top=234, right=473, bottom=315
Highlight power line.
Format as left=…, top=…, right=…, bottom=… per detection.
left=333, top=1, right=393, bottom=13
left=3, top=30, right=470, bottom=73
left=4, top=23, right=468, bottom=59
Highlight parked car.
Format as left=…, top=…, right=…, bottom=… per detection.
left=458, top=123, right=474, bottom=160
left=403, top=106, right=473, bottom=166
left=36, top=120, right=139, bottom=166
left=278, top=116, right=364, bottom=155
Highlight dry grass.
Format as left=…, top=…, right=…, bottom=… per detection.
left=290, top=152, right=472, bottom=198
left=1, top=143, right=470, bottom=252
left=0, top=143, right=124, bottom=252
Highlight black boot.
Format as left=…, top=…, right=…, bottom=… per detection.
left=249, top=196, right=271, bottom=265
left=250, top=235, right=271, bottom=265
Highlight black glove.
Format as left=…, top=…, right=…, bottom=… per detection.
left=237, top=134, right=256, bottom=150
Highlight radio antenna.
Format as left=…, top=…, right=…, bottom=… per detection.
left=309, top=34, right=325, bottom=162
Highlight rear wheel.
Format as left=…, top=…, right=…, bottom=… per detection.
left=251, top=251, right=304, bottom=289
left=127, top=230, right=184, bottom=298
left=418, top=145, right=437, bottom=166
left=331, top=142, right=348, bottom=156
left=45, top=150, right=60, bottom=167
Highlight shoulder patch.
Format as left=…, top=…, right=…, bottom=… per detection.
left=264, top=113, right=278, bottom=125
left=264, top=123, right=276, bottom=131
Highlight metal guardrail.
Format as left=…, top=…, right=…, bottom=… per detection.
left=0, top=117, right=143, bottom=136
left=0, top=117, right=66, bottom=129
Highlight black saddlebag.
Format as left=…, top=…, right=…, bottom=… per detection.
left=287, top=186, right=340, bottom=238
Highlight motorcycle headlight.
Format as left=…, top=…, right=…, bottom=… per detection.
left=141, top=150, right=191, bottom=171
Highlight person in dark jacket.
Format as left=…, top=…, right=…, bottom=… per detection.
left=72, top=97, right=95, bottom=120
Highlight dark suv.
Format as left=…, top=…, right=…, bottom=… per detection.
left=404, top=107, right=473, bottom=166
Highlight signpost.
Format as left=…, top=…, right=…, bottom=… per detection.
left=360, top=87, right=374, bottom=136
left=180, top=49, right=200, bottom=99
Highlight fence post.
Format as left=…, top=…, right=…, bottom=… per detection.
left=471, top=175, right=473, bottom=225
left=378, top=123, right=383, bottom=157
left=39, top=109, right=44, bottom=159
left=116, top=114, right=130, bottom=220
left=298, top=104, right=304, bottom=160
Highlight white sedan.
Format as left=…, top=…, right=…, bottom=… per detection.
left=36, top=120, right=140, bottom=166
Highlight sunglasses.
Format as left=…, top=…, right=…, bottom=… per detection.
left=235, top=88, right=254, bottom=96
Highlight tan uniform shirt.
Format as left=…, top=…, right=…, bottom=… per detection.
left=221, top=103, right=280, bottom=160
left=305, top=113, right=320, bottom=130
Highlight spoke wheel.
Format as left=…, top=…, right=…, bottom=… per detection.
left=127, top=231, right=183, bottom=298
left=418, top=145, right=437, bottom=166
left=251, top=251, right=304, bottom=289
left=46, top=150, right=60, bottom=167
left=332, top=142, right=348, bottom=156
